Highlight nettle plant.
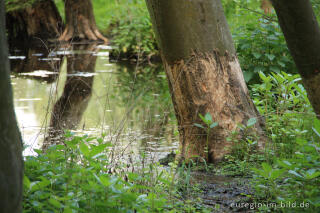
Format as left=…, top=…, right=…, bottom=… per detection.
left=110, top=0, right=157, bottom=59
left=252, top=119, right=320, bottom=212
left=234, top=18, right=296, bottom=83
left=251, top=72, right=314, bottom=159
left=194, top=113, right=218, bottom=156
left=23, top=132, right=209, bottom=213
left=219, top=117, right=265, bottom=176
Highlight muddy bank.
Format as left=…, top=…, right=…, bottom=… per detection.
left=191, top=172, right=254, bottom=212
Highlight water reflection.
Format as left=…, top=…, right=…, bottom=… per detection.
left=44, top=44, right=97, bottom=149
left=10, top=45, right=62, bottom=83
left=10, top=44, right=178, bottom=159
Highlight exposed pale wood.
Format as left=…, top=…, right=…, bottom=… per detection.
left=146, top=0, right=265, bottom=162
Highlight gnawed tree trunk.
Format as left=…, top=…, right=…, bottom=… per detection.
left=43, top=44, right=96, bottom=149
left=261, top=0, right=273, bottom=14
left=0, top=0, right=23, bottom=212
left=146, top=0, right=265, bottom=163
left=271, top=0, right=320, bottom=118
left=59, top=0, right=108, bottom=43
left=6, top=0, right=63, bottom=45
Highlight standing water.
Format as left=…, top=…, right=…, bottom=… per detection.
left=9, top=43, right=178, bottom=160
left=10, top=44, right=255, bottom=212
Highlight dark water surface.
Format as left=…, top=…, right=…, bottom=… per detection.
left=9, top=44, right=178, bottom=159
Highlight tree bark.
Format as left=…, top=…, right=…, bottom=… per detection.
left=6, top=0, right=63, bottom=46
left=271, top=0, right=320, bottom=118
left=145, top=0, right=265, bottom=163
left=0, top=0, right=23, bottom=212
left=261, top=0, right=273, bottom=14
left=59, top=0, right=108, bottom=43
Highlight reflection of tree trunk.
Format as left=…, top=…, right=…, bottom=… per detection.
left=43, top=44, right=97, bottom=149
left=9, top=45, right=63, bottom=83
left=0, top=0, right=23, bottom=212
left=59, top=0, right=108, bottom=43
left=146, top=0, right=265, bottom=163
left=6, top=0, right=63, bottom=46
left=143, top=108, right=169, bottom=138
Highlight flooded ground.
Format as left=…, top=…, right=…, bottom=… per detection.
left=9, top=43, right=255, bottom=212
left=9, top=43, right=178, bottom=160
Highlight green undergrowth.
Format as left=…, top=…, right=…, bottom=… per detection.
left=23, top=132, right=210, bottom=213
left=211, top=72, right=319, bottom=212
left=22, top=67, right=320, bottom=213
left=250, top=72, right=319, bottom=212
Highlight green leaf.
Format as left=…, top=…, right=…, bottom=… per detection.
left=270, top=66, right=280, bottom=73
left=313, top=119, right=320, bottom=137
left=79, top=142, right=90, bottom=157
left=30, top=179, right=50, bottom=192
left=90, top=144, right=108, bottom=157
left=258, top=71, right=268, bottom=82
left=305, top=169, right=320, bottom=179
left=63, top=207, right=73, bottom=213
left=210, top=122, right=218, bottom=129
left=262, top=162, right=272, bottom=173
left=252, top=52, right=262, bottom=59
left=198, top=113, right=205, bottom=122
left=265, top=53, right=276, bottom=61
left=31, top=201, right=42, bottom=208
left=194, top=123, right=204, bottom=129
left=100, top=175, right=112, bottom=187
left=288, top=170, right=303, bottom=178
left=243, top=71, right=254, bottom=82
left=270, top=169, right=283, bottom=180
left=23, top=175, right=31, bottom=190
left=277, top=61, right=286, bottom=67
left=205, top=113, right=213, bottom=123
left=254, top=66, right=266, bottom=73
left=247, top=118, right=257, bottom=127
left=277, top=160, right=293, bottom=169
left=49, top=198, right=62, bottom=208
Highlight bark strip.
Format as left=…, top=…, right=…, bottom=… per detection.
left=146, top=0, right=265, bottom=163
left=164, top=51, right=264, bottom=162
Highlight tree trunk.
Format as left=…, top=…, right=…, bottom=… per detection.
left=59, top=0, right=108, bottom=43
left=145, top=0, right=265, bottom=163
left=271, top=0, right=320, bottom=118
left=0, top=0, right=23, bottom=212
left=261, top=0, right=273, bottom=14
left=6, top=0, right=63, bottom=46
left=43, top=44, right=96, bottom=149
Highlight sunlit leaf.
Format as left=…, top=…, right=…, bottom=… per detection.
left=194, top=123, right=204, bottom=129
left=210, top=122, right=218, bottom=129
left=79, top=142, right=90, bottom=157
left=288, top=170, right=303, bottom=178
left=247, top=117, right=257, bottom=127
left=49, top=198, right=62, bottom=208
left=205, top=113, right=213, bottom=123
